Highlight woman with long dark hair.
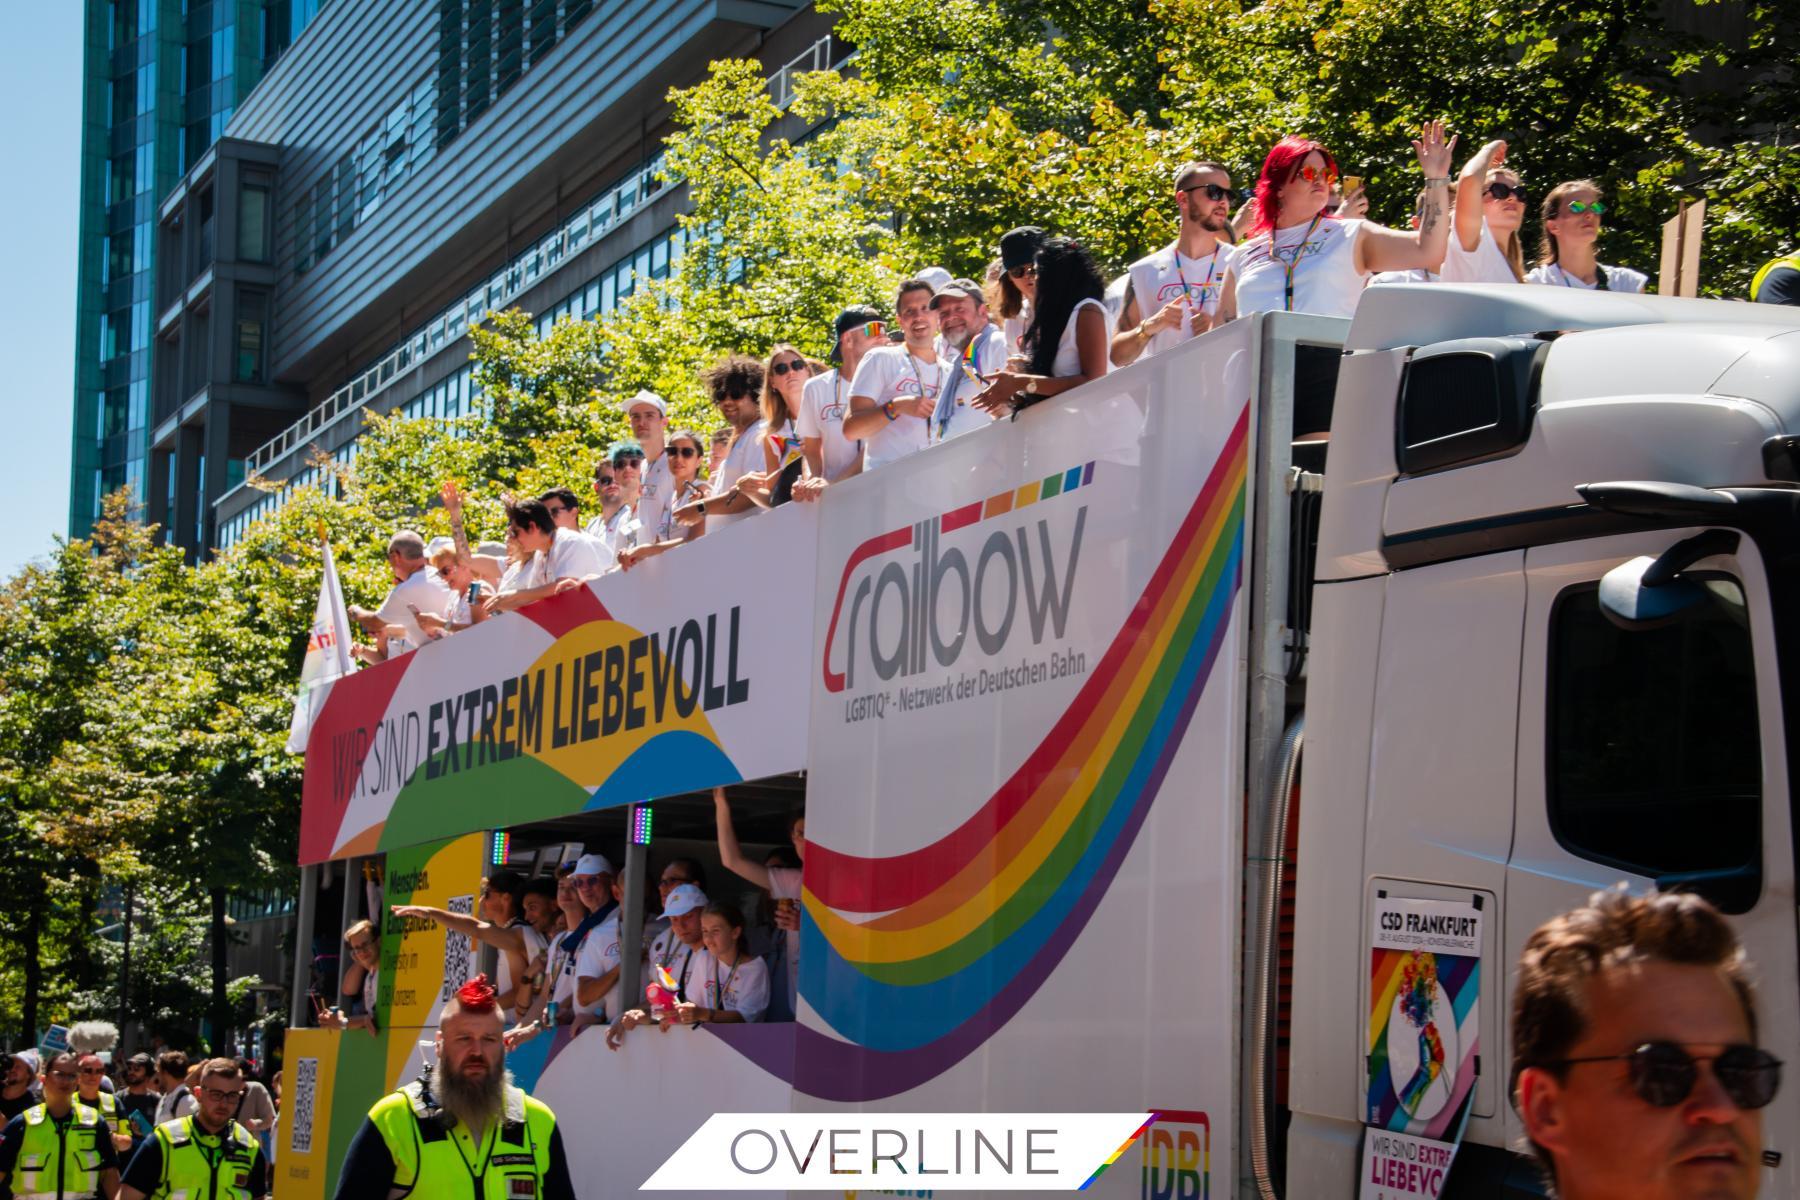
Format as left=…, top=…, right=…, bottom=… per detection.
left=1218, top=123, right=1455, bottom=320
left=1526, top=180, right=1648, bottom=292
left=972, top=236, right=1111, bottom=413
left=1443, top=139, right=1527, bottom=283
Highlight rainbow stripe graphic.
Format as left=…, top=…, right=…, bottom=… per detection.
left=728, top=403, right=1250, bottom=1098
left=1367, top=946, right=1479, bottom=1138
left=1081, top=1113, right=1160, bottom=1191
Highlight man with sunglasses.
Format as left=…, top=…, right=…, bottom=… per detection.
left=586, top=441, right=644, bottom=556
left=1512, top=887, right=1779, bottom=1199
left=797, top=306, right=882, bottom=487
left=1112, top=161, right=1238, bottom=368
left=0, top=1051, right=121, bottom=1200
left=120, top=1058, right=268, bottom=1200
left=678, top=356, right=769, bottom=532
left=73, top=1053, right=133, bottom=1156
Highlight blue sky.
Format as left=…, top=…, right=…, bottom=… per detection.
left=0, top=6, right=81, bottom=578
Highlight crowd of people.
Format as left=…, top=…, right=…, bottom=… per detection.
left=339, top=123, right=1782, bottom=661
left=0, top=1030, right=281, bottom=1200
left=310, top=786, right=802, bottom=1047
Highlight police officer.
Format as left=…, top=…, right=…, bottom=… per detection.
left=73, top=1055, right=132, bottom=1158
left=118, top=1059, right=269, bottom=1200
left=332, top=975, right=576, bottom=1200
left=0, top=1050, right=121, bottom=1200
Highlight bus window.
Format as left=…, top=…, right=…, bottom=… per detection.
left=1547, top=580, right=1762, bottom=910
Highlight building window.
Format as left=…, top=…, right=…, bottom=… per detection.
left=239, top=183, right=270, bottom=261
left=235, top=291, right=268, bottom=383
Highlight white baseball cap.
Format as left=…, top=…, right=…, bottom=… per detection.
left=915, top=266, right=953, bottom=292
left=662, top=883, right=708, bottom=917
left=572, top=853, right=614, bottom=877
left=621, top=389, right=667, bottom=416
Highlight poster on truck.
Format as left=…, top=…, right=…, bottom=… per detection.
left=1362, top=895, right=1483, bottom=1199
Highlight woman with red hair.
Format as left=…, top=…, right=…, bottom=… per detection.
left=1219, top=123, right=1456, bottom=320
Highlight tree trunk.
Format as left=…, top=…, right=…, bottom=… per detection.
left=21, top=879, right=42, bottom=1042
left=118, top=883, right=135, bottom=1053
left=210, top=886, right=232, bottom=1055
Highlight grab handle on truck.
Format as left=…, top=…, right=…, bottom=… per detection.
left=1251, top=713, right=1305, bottom=1200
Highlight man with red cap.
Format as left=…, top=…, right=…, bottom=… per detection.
left=332, top=976, right=576, bottom=1199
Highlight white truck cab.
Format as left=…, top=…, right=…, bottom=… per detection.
left=1280, top=286, right=1800, bottom=1197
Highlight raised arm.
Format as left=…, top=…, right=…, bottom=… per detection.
left=389, top=904, right=528, bottom=956
left=1357, top=120, right=1456, bottom=275
left=714, top=787, right=772, bottom=889
left=1454, top=139, right=1506, bottom=252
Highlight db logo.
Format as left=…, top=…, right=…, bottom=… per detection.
left=1141, top=1110, right=1209, bottom=1200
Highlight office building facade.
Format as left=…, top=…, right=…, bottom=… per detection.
left=71, top=0, right=330, bottom=539
left=104, top=0, right=835, bottom=555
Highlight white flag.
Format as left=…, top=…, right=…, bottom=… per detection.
left=286, top=540, right=355, bottom=754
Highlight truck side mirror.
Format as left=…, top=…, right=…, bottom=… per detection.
left=1595, top=528, right=1740, bottom=631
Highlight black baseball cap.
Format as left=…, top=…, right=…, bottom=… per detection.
left=999, top=226, right=1046, bottom=272
left=829, top=304, right=883, bottom=364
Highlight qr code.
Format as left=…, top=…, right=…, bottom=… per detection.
left=442, top=894, right=475, bottom=1000
left=288, top=1057, right=318, bottom=1155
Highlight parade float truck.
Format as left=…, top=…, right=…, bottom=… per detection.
left=278, top=285, right=1800, bottom=1199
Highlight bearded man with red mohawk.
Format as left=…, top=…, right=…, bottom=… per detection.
left=332, top=976, right=576, bottom=1199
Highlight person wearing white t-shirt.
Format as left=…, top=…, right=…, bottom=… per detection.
left=390, top=870, right=547, bottom=1014
left=715, top=788, right=804, bottom=1020
left=670, top=902, right=770, bottom=1026
left=929, top=281, right=1008, bottom=443
left=1113, top=160, right=1239, bottom=367
left=617, top=391, right=676, bottom=547
left=1443, top=139, right=1528, bottom=285
left=797, top=306, right=882, bottom=485
left=972, top=237, right=1112, bottom=414
left=842, top=279, right=951, bottom=468
left=486, top=498, right=611, bottom=614
left=1219, top=124, right=1456, bottom=321
left=537, top=486, right=614, bottom=576
left=583, top=447, right=642, bottom=557
left=672, top=356, right=769, bottom=533
left=758, top=344, right=813, bottom=489
left=503, top=869, right=597, bottom=1046
left=605, top=884, right=710, bottom=1048
left=573, top=886, right=624, bottom=1023
left=347, top=530, right=456, bottom=662
left=1525, top=180, right=1648, bottom=293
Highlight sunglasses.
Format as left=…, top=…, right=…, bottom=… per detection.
left=1543, top=1042, right=1782, bottom=1110
left=78, top=1067, right=107, bottom=1076
left=1007, top=263, right=1038, bottom=280
left=1562, top=200, right=1606, bottom=215
left=544, top=504, right=568, bottom=516
left=845, top=320, right=886, bottom=339
left=612, top=454, right=644, bottom=467
left=771, top=359, right=810, bottom=376
left=1181, top=183, right=1233, bottom=202
left=595, top=474, right=616, bottom=486
left=667, top=445, right=700, bottom=459
left=1296, top=165, right=1337, bottom=186
left=1486, top=181, right=1528, bottom=204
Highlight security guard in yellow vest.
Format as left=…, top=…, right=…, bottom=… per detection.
left=72, top=1055, right=131, bottom=1158
left=0, top=1051, right=121, bottom=1200
left=118, top=1058, right=269, bottom=1200
left=1751, top=252, right=1800, bottom=306
left=332, top=975, right=576, bottom=1200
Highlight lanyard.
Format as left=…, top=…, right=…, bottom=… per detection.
left=712, top=956, right=741, bottom=1011
left=1173, top=244, right=1223, bottom=307
left=1279, top=213, right=1327, bottom=312
left=905, top=352, right=946, bottom=442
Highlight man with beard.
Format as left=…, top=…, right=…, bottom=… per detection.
left=0, top=1051, right=120, bottom=1200
left=1110, top=160, right=1237, bottom=366
left=332, top=976, right=575, bottom=1200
